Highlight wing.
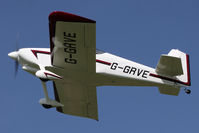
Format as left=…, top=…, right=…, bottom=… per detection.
left=49, top=11, right=98, bottom=120
left=53, top=81, right=98, bottom=120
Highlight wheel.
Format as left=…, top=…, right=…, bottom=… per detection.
left=185, top=89, right=191, bottom=94
left=42, top=104, right=52, bottom=109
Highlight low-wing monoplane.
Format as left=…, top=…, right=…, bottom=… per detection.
left=8, top=11, right=191, bottom=121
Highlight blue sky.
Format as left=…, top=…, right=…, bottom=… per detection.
left=1, top=0, right=199, bottom=132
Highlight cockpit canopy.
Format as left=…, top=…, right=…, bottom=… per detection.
left=96, top=49, right=105, bottom=54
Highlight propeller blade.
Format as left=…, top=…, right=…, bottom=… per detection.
left=15, top=61, right=19, bottom=78
left=14, top=33, right=20, bottom=77
left=16, top=33, right=20, bottom=51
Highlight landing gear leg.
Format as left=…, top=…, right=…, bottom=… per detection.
left=39, top=79, right=63, bottom=108
left=40, top=80, right=52, bottom=109
left=184, top=88, right=191, bottom=94
left=41, top=80, right=49, bottom=101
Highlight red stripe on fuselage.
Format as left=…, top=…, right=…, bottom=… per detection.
left=44, top=72, right=62, bottom=79
left=96, top=59, right=111, bottom=66
left=31, top=50, right=51, bottom=58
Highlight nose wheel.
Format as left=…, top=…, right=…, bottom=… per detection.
left=184, top=88, right=191, bottom=94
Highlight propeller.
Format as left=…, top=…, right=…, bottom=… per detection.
left=14, top=33, right=19, bottom=77
left=8, top=33, right=20, bottom=78
left=15, top=59, right=19, bottom=77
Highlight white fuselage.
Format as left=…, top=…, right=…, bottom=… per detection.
left=10, top=48, right=179, bottom=88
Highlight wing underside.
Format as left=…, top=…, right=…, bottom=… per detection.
left=49, top=11, right=98, bottom=120
left=53, top=81, right=98, bottom=120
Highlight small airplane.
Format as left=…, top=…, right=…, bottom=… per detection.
left=8, top=11, right=191, bottom=121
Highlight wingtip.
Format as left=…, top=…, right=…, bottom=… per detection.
left=95, top=117, right=99, bottom=121
left=49, top=11, right=96, bottom=23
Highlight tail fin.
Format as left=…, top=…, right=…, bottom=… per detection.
left=167, top=49, right=191, bottom=86
left=155, top=49, right=191, bottom=96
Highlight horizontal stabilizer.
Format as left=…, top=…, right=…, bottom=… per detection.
left=158, top=86, right=180, bottom=96
left=156, top=55, right=183, bottom=76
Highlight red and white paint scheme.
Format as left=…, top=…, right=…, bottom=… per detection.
left=8, top=11, right=191, bottom=121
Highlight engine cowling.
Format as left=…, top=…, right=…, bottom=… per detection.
left=35, top=70, right=62, bottom=80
